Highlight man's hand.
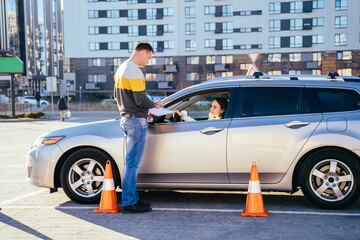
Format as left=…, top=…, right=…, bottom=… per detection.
left=154, top=99, right=164, bottom=108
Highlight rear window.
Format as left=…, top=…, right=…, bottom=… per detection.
left=306, top=88, right=360, bottom=113
left=241, top=87, right=300, bottom=117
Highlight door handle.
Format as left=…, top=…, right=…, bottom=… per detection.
left=284, top=121, right=310, bottom=128
left=200, top=127, right=224, bottom=134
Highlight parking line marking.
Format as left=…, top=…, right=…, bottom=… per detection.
left=0, top=206, right=359, bottom=216
left=0, top=189, right=48, bottom=205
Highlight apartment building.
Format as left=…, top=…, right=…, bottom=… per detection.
left=63, top=0, right=360, bottom=98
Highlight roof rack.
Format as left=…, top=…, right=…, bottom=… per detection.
left=202, top=71, right=360, bottom=84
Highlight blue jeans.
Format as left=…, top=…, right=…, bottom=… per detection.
left=120, top=116, right=148, bottom=206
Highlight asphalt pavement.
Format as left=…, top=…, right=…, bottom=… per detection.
left=1, top=114, right=360, bottom=240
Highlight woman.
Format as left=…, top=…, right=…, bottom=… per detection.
left=174, top=97, right=228, bottom=122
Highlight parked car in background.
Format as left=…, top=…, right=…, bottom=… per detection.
left=17, top=96, right=49, bottom=106
left=26, top=72, right=360, bottom=209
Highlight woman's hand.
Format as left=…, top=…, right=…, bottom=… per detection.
left=174, top=109, right=184, bottom=117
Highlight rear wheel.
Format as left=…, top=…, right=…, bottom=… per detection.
left=300, top=150, right=360, bottom=209
left=60, top=149, right=119, bottom=203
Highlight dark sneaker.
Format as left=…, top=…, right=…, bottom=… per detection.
left=137, top=199, right=151, bottom=208
left=122, top=203, right=152, bottom=214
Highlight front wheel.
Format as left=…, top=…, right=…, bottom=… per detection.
left=60, top=149, right=119, bottom=203
left=299, top=150, right=360, bottom=209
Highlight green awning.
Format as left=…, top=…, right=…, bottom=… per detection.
left=0, top=56, right=24, bottom=73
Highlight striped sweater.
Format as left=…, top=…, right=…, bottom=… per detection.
left=114, top=60, right=154, bottom=118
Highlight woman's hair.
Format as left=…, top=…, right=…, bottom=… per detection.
left=212, top=97, right=228, bottom=118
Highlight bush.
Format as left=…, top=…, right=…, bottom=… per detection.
left=0, top=111, right=45, bottom=119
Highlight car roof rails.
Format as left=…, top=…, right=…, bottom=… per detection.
left=253, top=72, right=263, bottom=79
left=328, top=71, right=339, bottom=79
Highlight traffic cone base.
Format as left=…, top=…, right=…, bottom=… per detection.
left=241, top=162, right=269, bottom=217
left=93, top=160, right=122, bottom=213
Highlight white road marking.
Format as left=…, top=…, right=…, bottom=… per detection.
left=0, top=206, right=359, bottom=216
left=0, top=189, right=48, bottom=205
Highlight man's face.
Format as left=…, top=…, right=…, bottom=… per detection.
left=139, top=50, right=153, bottom=67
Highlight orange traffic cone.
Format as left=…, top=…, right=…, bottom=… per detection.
left=94, top=160, right=122, bottom=213
left=241, top=161, right=269, bottom=217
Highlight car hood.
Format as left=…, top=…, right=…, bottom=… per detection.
left=41, top=119, right=124, bottom=139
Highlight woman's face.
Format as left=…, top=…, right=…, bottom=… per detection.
left=210, top=100, right=224, bottom=117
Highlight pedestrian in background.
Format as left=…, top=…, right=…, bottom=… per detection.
left=57, top=94, right=68, bottom=121
left=35, top=92, right=41, bottom=108
left=114, top=42, right=163, bottom=213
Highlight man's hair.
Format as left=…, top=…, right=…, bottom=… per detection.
left=134, top=42, right=154, bottom=53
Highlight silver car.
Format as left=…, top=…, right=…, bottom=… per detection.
left=27, top=73, right=360, bottom=209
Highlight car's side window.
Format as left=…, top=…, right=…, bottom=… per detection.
left=241, top=87, right=300, bottom=117
left=306, top=88, right=360, bottom=113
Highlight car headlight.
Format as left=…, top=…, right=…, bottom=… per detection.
left=31, top=136, right=65, bottom=150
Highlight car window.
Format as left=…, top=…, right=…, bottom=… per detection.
left=241, top=87, right=300, bottom=117
left=306, top=88, right=360, bottom=113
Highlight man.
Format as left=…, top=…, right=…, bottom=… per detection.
left=57, top=94, right=68, bottom=121
left=114, top=42, right=163, bottom=213
left=35, top=92, right=41, bottom=108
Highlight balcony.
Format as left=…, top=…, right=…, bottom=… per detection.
left=214, top=64, right=230, bottom=72
left=306, top=61, right=321, bottom=69
left=85, top=83, right=100, bottom=90
left=158, top=81, right=173, bottom=89
left=163, top=65, right=177, bottom=73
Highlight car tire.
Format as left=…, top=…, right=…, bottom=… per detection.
left=60, top=148, right=120, bottom=204
left=41, top=102, right=47, bottom=105
left=299, top=149, right=360, bottom=209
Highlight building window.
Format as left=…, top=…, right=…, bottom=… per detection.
left=312, top=35, right=324, bottom=44
left=290, top=19, right=303, bottom=30
left=268, top=70, right=282, bottom=75
left=312, top=69, right=321, bottom=75
left=186, top=56, right=199, bottom=64
left=222, top=5, right=233, bottom=16
left=113, top=58, right=122, bottom=67
left=269, top=3, right=281, bottom=14
left=108, top=26, right=120, bottom=34
left=185, top=7, right=196, bottom=18
left=164, top=41, right=175, bottom=49
left=145, top=73, right=157, bottom=81
left=146, top=9, right=157, bottom=20
left=222, top=22, right=233, bottom=33
left=204, top=6, right=215, bottom=15
left=240, top=64, right=252, bottom=70
left=222, top=39, right=233, bottom=50
left=88, top=74, right=107, bottom=83
left=337, top=68, right=352, bottom=76
left=313, top=0, right=325, bottom=8
left=335, top=16, right=347, bottom=28
left=205, top=39, right=216, bottom=48
left=206, top=72, right=216, bottom=80
left=313, top=52, right=322, bottom=61
left=221, top=72, right=233, bottom=77
left=335, top=33, right=347, bottom=46
left=164, top=8, right=174, bottom=16
left=128, top=26, right=139, bottom=36
left=147, top=58, right=156, bottom=65
left=147, top=25, right=157, bottom=36
left=165, top=73, right=173, bottom=82
left=289, top=53, right=301, bottom=62
left=88, top=58, right=106, bottom=67
left=269, top=20, right=280, bottom=31
left=206, top=56, right=215, bottom=64
left=337, top=51, right=352, bottom=60
left=186, top=72, right=199, bottom=81
left=313, top=17, right=324, bottom=26
left=290, top=1, right=303, bottom=13
left=185, top=40, right=196, bottom=51
left=164, top=57, right=173, bottom=65
left=268, top=54, right=282, bottom=62
left=164, top=24, right=174, bottom=33
left=89, top=27, right=99, bottom=35
left=269, top=37, right=280, bottom=48
left=221, top=55, right=233, bottom=64
left=185, top=23, right=196, bottom=35
left=290, top=36, right=302, bottom=47
left=89, top=10, right=98, bottom=18
left=289, top=70, right=301, bottom=75
left=128, top=9, right=138, bottom=20
left=335, top=0, right=348, bottom=11
left=89, top=43, right=99, bottom=51
left=107, top=10, right=119, bottom=18
left=205, top=23, right=216, bottom=32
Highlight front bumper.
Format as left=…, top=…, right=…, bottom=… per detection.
left=26, top=143, right=64, bottom=188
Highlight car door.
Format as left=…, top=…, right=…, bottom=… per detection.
left=227, top=86, right=323, bottom=184
left=137, top=88, right=237, bottom=184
